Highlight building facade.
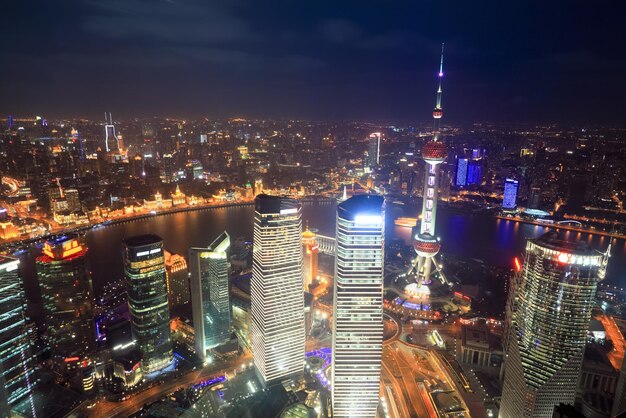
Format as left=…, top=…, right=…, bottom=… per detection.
left=502, top=178, right=519, bottom=210
left=301, top=227, right=319, bottom=291
left=0, top=256, right=37, bottom=413
left=189, top=232, right=231, bottom=362
left=499, top=233, right=608, bottom=418
left=251, top=194, right=305, bottom=384
left=123, top=234, right=173, bottom=374
left=332, top=195, right=385, bottom=418
left=36, top=235, right=94, bottom=362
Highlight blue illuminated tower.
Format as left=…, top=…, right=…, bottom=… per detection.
left=503, top=178, right=519, bottom=210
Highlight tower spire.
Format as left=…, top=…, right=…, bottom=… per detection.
left=432, top=43, right=445, bottom=142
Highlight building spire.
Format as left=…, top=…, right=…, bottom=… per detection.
left=432, top=43, right=445, bottom=142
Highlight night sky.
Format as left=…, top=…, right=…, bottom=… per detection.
left=1, top=0, right=625, bottom=124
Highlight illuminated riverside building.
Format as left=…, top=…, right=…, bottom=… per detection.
left=123, top=235, right=173, bottom=374
left=36, top=235, right=94, bottom=362
left=189, top=232, right=231, bottom=362
left=251, top=194, right=305, bottom=384
left=301, top=227, right=319, bottom=291
left=332, top=195, right=385, bottom=418
left=499, top=233, right=609, bottom=418
left=0, top=256, right=37, bottom=412
left=502, top=178, right=519, bottom=210
left=408, top=44, right=448, bottom=286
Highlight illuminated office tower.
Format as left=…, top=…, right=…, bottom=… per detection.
left=367, top=132, right=381, bottom=169
left=301, top=227, right=319, bottom=291
left=123, top=235, right=172, bottom=373
left=164, top=252, right=189, bottom=308
left=332, top=195, right=385, bottom=418
left=251, top=194, right=305, bottom=384
left=455, top=157, right=469, bottom=186
left=189, top=232, right=231, bottom=362
left=502, top=178, right=519, bottom=210
left=36, top=235, right=94, bottom=362
left=408, top=44, right=447, bottom=286
left=104, top=112, right=118, bottom=152
left=0, top=256, right=37, bottom=413
left=499, top=233, right=609, bottom=418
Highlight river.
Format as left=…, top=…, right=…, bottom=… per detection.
left=17, top=199, right=626, bottom=320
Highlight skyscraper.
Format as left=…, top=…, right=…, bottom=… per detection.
left=456, top=157, right=469, bottom=186
left=123, top=234, right=173, bottom=374
left=189, top=232, right=231, bottom=362
left=408, top=44, right=447, bottom=286
left=251, top=194, right=305, bottom=384
left=502, top=178, right=519, bottom=210
left=0, top=256, right=37, bottom=414
left=367, top=132, right=381, bottom=169
left=332, top=195, right=385, bottom=418
left=301, top=227, right=319, bottom=291
left=499, top=233, right=608, bottom=418
left=36, top=235, right=94, bottom=362
left=104, top=112, right=118, bottom=153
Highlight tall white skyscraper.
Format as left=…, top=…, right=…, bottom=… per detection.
left=332, top=195, right=385, bottom=418
left=189, top=232, right=231, bottom=362
left=251, top=194, right=305, bottom=384
left=499, top=232, right=609, bottom=418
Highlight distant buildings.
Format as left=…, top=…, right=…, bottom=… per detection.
left=123, top=234, right=173, bottom=374
left=36, top=235, right=94, bottom=363
left=251, top=194, right=305, bottom=384
left=0, top=256, right=37, bottom=413
left=189, top=232, right=231, bottom=362
left=499, top=233, right=608, bottom=418
left=332, top=195, right=385, bottom=418
left=502, top=178, right=519, bottom=210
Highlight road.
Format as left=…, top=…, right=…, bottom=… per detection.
left=78, top=336, right=331, bottom=417
left=80, top=353, right=251, bottom=418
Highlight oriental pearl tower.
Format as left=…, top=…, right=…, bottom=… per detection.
left=407, top=44, right=448, bottom=288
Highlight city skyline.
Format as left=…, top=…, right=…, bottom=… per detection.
left=1, top=3, right=626, bottom=415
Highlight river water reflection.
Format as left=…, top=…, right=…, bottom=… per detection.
left=18, top=200, right=626, bottom=317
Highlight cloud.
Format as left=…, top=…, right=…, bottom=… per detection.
left=318, top=18, right=361, bottom=44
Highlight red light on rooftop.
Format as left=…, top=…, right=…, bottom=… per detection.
left=557, top=253, right=570, bottom=263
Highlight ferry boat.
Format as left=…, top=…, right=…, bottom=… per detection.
left=394, top=217, right=417, bottom=228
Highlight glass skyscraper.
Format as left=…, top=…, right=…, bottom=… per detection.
left=189, top=232, right=231, bottom=362
left=36, top=235, right=94, bottom=362
left=502, top=178, right=519, bottom=210
left=332, top=195, right=385, bottom=418
left=123, top=234, right=172, bottom=374
left=251, top=194, right=305, bottom=384
left=499, top=233, right=608, bottom=418
left=0, top=256, right=37, bottom=414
